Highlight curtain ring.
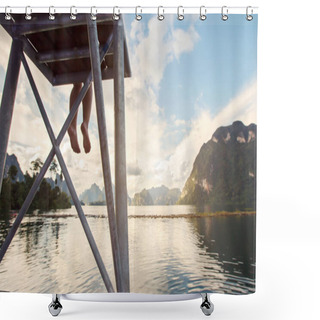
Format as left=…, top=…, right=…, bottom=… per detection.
left=49, top=6, right=55, bottom=20
left=70, top=6, right=77, bottom=20
left=113, top=6, right=120, bottom=21
left=221, top=6, right=228, bottom=21
left=25, top=6, right=32, bottom=20
left=200, top=6, right=207, bottom=21
left=158, top=6, right=165, bottom=21
left=5, top=6, right=12, bottom=20
left=177, top=6, right=184, bottom=21
left=135, top=6, right=142, bottom=21
left=90, top=6, right=97, bottom=21
left=246, top=6, right=253, bottom=21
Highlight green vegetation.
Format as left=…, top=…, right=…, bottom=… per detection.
left=0, top=158, right=71, bottom=214
left=89, top=201, right=106, bottom=206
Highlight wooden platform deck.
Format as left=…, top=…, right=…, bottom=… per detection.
left=0, top=13, right=131, bottom=86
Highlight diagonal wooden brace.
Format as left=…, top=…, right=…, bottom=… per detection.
left=21, top=54, right=115, bottom=293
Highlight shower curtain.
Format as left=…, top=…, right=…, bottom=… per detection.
left=0, top=9, right=257, bottom=295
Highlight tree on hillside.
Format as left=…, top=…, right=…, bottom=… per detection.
left=8, top=165, right=18, bottom=181
left=30, top=158, right=43, bottom=176
left=49, top=158, right=59, bottom=184
left=0, top=177, right=11, bottom=213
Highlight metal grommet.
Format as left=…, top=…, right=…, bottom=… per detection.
left=25, top=6, right=32, bottom=20
left=135, top=6, right=142, bottom=21
left=177, top=6, right=184, bottom=21
left=200, top=6, right=207, bottom=21
left=70, top=6, right=77, bottom=20
left=246, top=6, right=253, bottom=21
left=5, top=6, right=12, bottom=20
left=113, top=6, right=120, bottom=21
left=158, top=6, right=164, bottom=21
left=221, top=6, right=228, bottom=21
left=49, top=6, right=55, bottom=20
left=90, top=6, right=97, bottom=20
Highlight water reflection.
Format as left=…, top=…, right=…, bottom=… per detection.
left=0, top=206, right=255, bottom=294
left=191, top=215, right=256, bottom=293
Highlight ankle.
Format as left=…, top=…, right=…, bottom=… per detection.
left=81, top=122, right=88, bottom=131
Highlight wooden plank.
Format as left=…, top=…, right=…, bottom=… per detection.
left=1, top=13, right=131, bottom=86
left=37, top=47, right=113, bottom=63
left=13, top=14, right=113, bottom=35
left=52, top=67, right=112, bottom=86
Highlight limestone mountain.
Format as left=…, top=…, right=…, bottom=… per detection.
left=80, top=183, right=105, bottom=205
left=80, top=183, right=132, bottom=205
left=4, top=154, right=25, bottom=182
left=132, top=188, right=154, bottom=206
left=178, top=121, right=256, bottom=212
left=132, top=185, right=181, bottom=206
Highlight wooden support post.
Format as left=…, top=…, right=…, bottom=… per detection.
left=0, top=38, right=22, bottom=193
left=37, top=47, right=112, bottom=64
left=114, top=17, right=130, bottom=292
left=87, top=16, right=124, bottom=292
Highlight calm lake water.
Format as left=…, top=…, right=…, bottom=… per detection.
left=0, top=205, right=255, bottom=294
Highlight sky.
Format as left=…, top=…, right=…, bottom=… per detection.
left=0, top=14, right=257, bottom=198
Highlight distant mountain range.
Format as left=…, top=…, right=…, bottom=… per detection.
left=178, top=121, right=256, bottom=212
left=4, top=120, right=256, bottom=213
left=80, top=183, right=105, bottom=204
left=132, top=185, right=181, bottom=206
left=3, top=154, right=135, bottom=207
left=79, top=183, right=132, bottom=206
left=46, top=174, right=70, bottom=197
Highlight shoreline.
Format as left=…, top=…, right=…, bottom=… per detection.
left=3, top=211, right=256, bottom=220
left=130, top=211, right=256, bottom=219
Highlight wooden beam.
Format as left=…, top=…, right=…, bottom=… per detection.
left=13, top=14, right=113, bottom=36
left=52, top=68, right=113, bottom=86
left=37, top=47, right=113, bottom=63
left=21, top=37, right=54, bottom=84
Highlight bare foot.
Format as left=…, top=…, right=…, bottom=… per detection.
left=81, top=123, right=91, bottom=153
left=68, top=126, right=81, bottom=153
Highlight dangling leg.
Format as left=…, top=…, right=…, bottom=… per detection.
left=68, top=83, right=82, bottom=153
left=81, top=83, right=93, bottom=153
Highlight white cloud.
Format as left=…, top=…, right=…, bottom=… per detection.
left=0, top=27, right=11, bottom=69
left=164, top=80, right=257, bottom=190
left=122, top=17, right=200, bottom=196
left=174, top=119, right=186, bottom=126
left=129, top=16, right=200, bottom=90
left=172, top=25, right=200, bottom=60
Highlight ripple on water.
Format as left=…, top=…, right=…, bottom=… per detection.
left=0, top=206, right=255, bottom=294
